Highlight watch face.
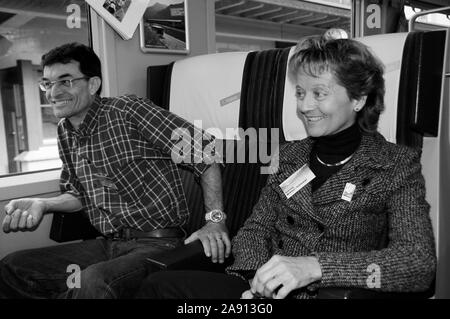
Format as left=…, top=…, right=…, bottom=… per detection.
left=211, top=211, right=223, bottom=222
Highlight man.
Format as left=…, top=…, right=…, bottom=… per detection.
left=0, top=43, right=229, bottom=298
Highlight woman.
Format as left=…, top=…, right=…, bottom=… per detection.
left=135, top=37, right=436, bottom=299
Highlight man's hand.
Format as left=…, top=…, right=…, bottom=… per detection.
left=249, top=255, right=322, bottom=299
left=184, top=222, right=231, bottom=263
left=2, top=198, right=47, bottom=233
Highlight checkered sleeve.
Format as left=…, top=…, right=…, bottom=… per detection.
left=59, top=161, right=97, bottom=211
left=57, top=125, right=81, bottom=197
left=57, top=125, right=94, bottom=212
left=124, top=95, right=215, bottom=178
left=59, top=162, right=80, bottom=197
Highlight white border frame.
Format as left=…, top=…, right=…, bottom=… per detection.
left=139, top=0, right=190, bottom=54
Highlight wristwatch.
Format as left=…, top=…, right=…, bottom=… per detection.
left=205, top=209, right=227, bottom=223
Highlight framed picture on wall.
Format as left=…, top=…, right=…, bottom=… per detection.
left=86, top=0, right=150, bottom=40
left=139, top=0, right=190, bottom=54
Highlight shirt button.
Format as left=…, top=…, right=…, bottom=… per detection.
left=93, top=180, right=101, bottom=188
left=286, top=215, right=294, bottom=225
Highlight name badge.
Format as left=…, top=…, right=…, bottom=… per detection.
left=279, top=164, right=315, bottom=199
left=341, top=183, right=356, bottom=202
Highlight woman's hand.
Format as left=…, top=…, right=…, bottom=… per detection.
left=249, top=255, right=322, bottom=299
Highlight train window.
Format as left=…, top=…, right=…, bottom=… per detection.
left=215, top=0, right=351, bottom=52
left=0, top=0, right=90, bottom=177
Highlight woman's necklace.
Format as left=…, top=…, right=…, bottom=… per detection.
left=316, top=153, right=353, bottom=167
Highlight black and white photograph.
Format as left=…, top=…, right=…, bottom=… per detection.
left=0, top=0, right=449, bottom=305
left=86, top=0, right=150, bottom=40
left=102, top=0, right=132, bottom=22
left=140, top=0, right=189, bottom=54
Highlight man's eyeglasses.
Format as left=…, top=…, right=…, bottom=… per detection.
left=38, top=76, right=90, bottom=91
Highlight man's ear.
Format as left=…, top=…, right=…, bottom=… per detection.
left=353, top=95, right=367, bottom=112
left=88, top=76, right=102, bottom=95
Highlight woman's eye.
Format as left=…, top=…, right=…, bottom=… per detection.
left=295, top=91, right=305, bottom=99
left=314, top=90, right=327, bottom=99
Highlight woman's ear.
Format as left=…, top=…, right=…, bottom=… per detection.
left=353, top=95, right=367, bottom=112
left=88, top=76, right=102, bottom=95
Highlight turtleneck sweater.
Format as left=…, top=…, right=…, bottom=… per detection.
left=310, top=123, right=362, bottom=192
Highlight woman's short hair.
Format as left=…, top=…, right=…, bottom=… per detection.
left=41, top=42, right=102, bottom=95
left=288, top=36, right=385, bottom=133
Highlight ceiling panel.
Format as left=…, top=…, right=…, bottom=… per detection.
left=215, top=0, right=351, bottom=31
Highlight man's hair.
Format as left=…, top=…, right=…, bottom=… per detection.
left=288, top=36, right=385, bottom=133
left=41, top=42, right=102, bottom=95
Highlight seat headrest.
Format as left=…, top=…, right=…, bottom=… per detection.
left=357, top=32, right=409, bottom=143
left=396, top=30, right=447, bottom=146
left=169, top=51, right=249, bottom=140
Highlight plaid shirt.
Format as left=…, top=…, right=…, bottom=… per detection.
left=57, top=94, right=212, bottom=235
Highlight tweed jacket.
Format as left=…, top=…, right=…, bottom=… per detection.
left=226, top=131, right=436, bottom=297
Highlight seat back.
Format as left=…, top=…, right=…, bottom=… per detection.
left=147, top=48, right=291, bottom=237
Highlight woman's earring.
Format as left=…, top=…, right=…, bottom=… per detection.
left=354, top=107, right=360, bottom=112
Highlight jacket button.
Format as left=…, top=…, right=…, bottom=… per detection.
left=278, top=239, right=284, bottom=249
left=306, top=285, right=319, bottom=297
left=286, top=215, right=294, bottom=225
left=362, top=178, right=371, bottom=186
left=318, top=223, right=325, bottom=233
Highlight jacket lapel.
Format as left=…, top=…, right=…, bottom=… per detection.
left=272, top=139, right=320, bottom=223
left=312, top=132, right=395, bottom=208
left=271, top=132, right=396, bottom=225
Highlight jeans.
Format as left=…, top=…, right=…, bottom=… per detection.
left=0, top=237, right=182, bottom=299
left=135, top=270, right=250, bottom=299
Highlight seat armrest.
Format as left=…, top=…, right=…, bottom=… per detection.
left=50, top=211, right=101, bottom=242
left=145, top=240, right=231, bottom=272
